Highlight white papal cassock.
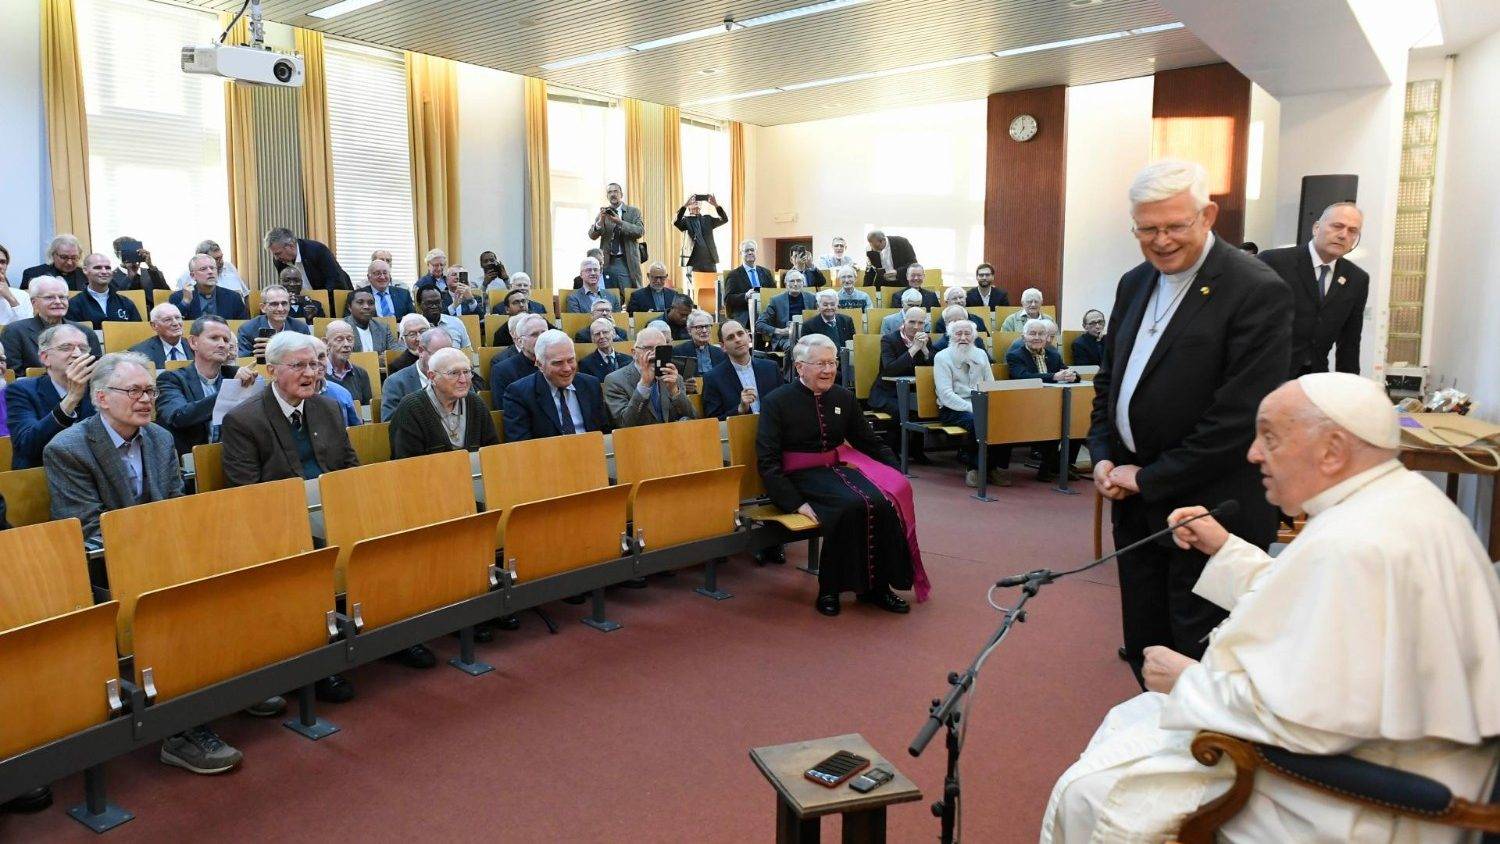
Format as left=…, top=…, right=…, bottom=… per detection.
left=1043, top=460, right=1500, bottom=843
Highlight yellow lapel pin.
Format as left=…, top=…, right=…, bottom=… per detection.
left=1199, top=286, right=1210, bottom=295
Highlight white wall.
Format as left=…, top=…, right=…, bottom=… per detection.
left=0, top=0, right=46, bottom=268
left=455, top=62, right=527, bottom=276
left=748, top=99, right=987, bottom=279
left=1059, top=76, right=1153, bottom=327
left=1242, top=82, right=1280, bottom=248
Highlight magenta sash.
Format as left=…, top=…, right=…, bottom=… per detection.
left=781, top=447, right=930, bottom=602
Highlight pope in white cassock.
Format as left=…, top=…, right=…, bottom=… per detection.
left=1043, top=372, right=1500, bottom=842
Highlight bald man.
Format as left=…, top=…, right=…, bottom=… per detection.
left=1044, top=373, right=1500, bottom=842
left=1258, top=202, right=1370, bottom=377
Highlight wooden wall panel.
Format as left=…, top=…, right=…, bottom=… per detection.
left=1151, top=63, right=1251, bottom=245
left=984, top=86, right=1067, bottom=313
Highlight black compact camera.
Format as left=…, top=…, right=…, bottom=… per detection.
left=693, top=193, right=711, bottom=202
left=457, top=270, right=469, bottom=284
left=118, top=238, right=144, bottom=264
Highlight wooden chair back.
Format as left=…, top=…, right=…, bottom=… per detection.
left=864, top=307, right=897, bottom=333
left=0, top=518, right=91, bottom=631
left=1060, top=330, right=1084, bottom=364
left=560, top=313, right=595, bottom=338
left=191, top=443, right=227, bottom=493
left=916, top=366, right=941, bottom=419
left=725, top=413, right=765, bottom=500
left=501, top=485, right=631, bottom=582
left=479, top=432, right=608, bottom=513
left=630, top=467, right=743, bottom=551
left=131, top=547, right=337, bottom=704
left=348, top=421, right=391, bottom=464
left=478, top=346, right=504, bottom=384
left=164, top=358, right=193, bottom=371
left=0, top=602, right=120, bottom=760
left=0, top=435, right=9, bottom=471
left=100, top=477, right=312, bottom=652
left=978, top=382, right=1058, bottom=445
left=852, top=333, right=883, bottom=399
left=345, top=510, right=501, bottom=632
left=0, top=467, right=51, bottom=526
left=631, top=311, right=665, bottom=331
left=612, top=417, right=721, bottom=486
left=103, top=321, right=157, bottom=353
left=460, top=314, right=481, bottom=348
left=994, top=331, right=1022, bottom=353
left=990, top=362, right=1011, bottom=381
left=350, top=351, right=382, bottom=405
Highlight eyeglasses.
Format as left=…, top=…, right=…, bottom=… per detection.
left=1131, top=210, right=1202, bottom=241
left=276, top=361, right=323, bottom=373
left=689, top=323, right=712, bottom=331
left=43, top=342, right=87, bottom=353
left=105, top=385, right=159, bottom=401
left=649, top=275, right=669, bottom=281
left=438, top=368, right=474, bottom=379
left=1084, top=319, right=1105, bottom=326
left=35, top=294, right=69, bottom=302
left=802, top=360, right=839, bottom=370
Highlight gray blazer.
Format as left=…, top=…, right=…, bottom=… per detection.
left=587, top=203, right=645, bottom=286
left=44, top=414, right=183, bottom=546
left=344, top=315, right=401, bottom=353
left=380, top=363, right=477, bottom=423
left=602, top=363, right=695, bottom=428
left=564, top=287, right=622, bottom=314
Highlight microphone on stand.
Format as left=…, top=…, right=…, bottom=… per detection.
left=994, top=500, right=1240, bottom=588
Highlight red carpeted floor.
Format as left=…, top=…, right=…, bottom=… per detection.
left=9, top=464, right=1141, bottom=843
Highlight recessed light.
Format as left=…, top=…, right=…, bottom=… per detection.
left=306, top=0, right=390, bottom=20
left=698, top=67, right=722, bottom=76
left=683, top=88, right=782, bottom=106
left=994, top=30, right=1128, bottom=57
left=1129, top=22, right=1185, bottom=35
left=541, top=46, right=637, bottom=71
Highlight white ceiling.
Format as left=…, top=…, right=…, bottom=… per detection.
left=178, top=0, right=1222, bottom=125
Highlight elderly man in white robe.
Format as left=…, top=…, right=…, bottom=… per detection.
left=1043, top=372, right=1500, bottom=843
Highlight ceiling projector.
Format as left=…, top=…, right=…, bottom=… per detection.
left=181, top=43, right=304, bottom=87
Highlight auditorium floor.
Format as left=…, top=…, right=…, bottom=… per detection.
left=13, top=466, right=1141, bottom=843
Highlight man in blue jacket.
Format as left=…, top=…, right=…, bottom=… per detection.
left=503, top=330, right=606, bottom=440
left=6, top=324, right=96, bottom=468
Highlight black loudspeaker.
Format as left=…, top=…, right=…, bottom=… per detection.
left=1297, top=175, right=1358, bottom=245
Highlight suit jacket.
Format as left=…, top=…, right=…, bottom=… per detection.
left=326, top=362, right=373, bottom=405
left=1071, top=333, right=1106, bottom=366
left=388, top=389, right=500, bottom=458
left=702, top=356, right=781, bottom=420
left=220, top=388, right=358, bottom=486
left=757, top=291, right=814, bottom=338
left=128, top=336, right=191, bottom=368
left=578, top=348, right=629, bottom=383
left=602, top=363, right=696, bottom=427
left=169, top=286, right=249, bottom=321
left=799, top=313, right=857, bottom=348
left=722, top=265, right=775, bottom=324
left=20, top=263, right=87, bottom=291
left=782, top=267, right=827, bottom=288
left=1005, top=344, right=1068, bottom=382
left=6, top=375, right=96, bottom=469
left=65, top=289, right=141, bottom=330
left=155, top=363, right=240, bottom=454
left=864, top=235, right=918, bottom=285
left=869, top=331, right=933, bottom=412
left=380, top=363, right=477, bottom=423
left=588, top=203, right=645, bottom=286
left=1, top=317, right=104, bottom=371
left=565, top=287, right=622, bottom=314
left=1259, top=244, right=1369, bottom=377
left=573, top=326, right=627, bottom=343
left=502, top=372, right=606, bottom=440
left=887, top=287, right=939, bottom=309
left=966, top=286, right=1011, bottom=309
left=273, top=238, right=352, bottom=291
left=1087, top=236, right=1291, bottom=545
left=360, top=285, right=414, bottom=320
left=343, top=315, right=400, bottom=353
left=626, top=286, right=681, bottom=315
left=674, top=205, right=728, bottom=272
left=672, top=339, right=729, bottom=376
left=109, top=267, right=170, bottom=304
left=236, top=315, right=311, bottom=357
left=488, top=353, right=538, bottom=408
left=44, top=415, right=182, bottom=545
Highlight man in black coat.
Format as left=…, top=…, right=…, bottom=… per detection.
left=1257, top=202, right=1369, bottom=378
left=674, top=193, right=728, bottom=274
left=1088, top=161, right=1291, bottom=689
left=722, top=240, right=775, bottom=329
left=864, top=229, right=917, bottom=287
left=799, top=289, right=856, bottom=349
left=265, top=227, right=352, bottom=291
left=65, top=253, right=141, bottom=330
left=19, top=234, right=86, bottom=291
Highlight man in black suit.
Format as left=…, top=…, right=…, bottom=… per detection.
left=872, top=307, right=935, bottom=462
left=966, top=263, right=1010, bottom=309
left=108, top=236, right=170, bottom=309
left=66, top=253, right=141, bottom=330
left=155, top=316, right=253, bottom=454
left=265, top=227, right=352, bottom=292
left=701, top=320, right=781, bottom=420
left=578, top=317, right=630, bottom=384
left=885, top=265, right=939, bottom=309
left=865, top=229, right=917, bottom=288
left=626, top=263, right=677, bottom=315
left=169, top=254, right=249, bottom=321
left=722, top=240, right=775, bottom=329
left=1258, top=202, right=1369, bottom=378
left=6, top=324, right=96, bottom=469
left=799, top=289, right=856, bottom=349
left=19, top=234, right=86, bottom=291
left=1072, top=309, right=1107, bottom=366
left=503, top=330, right=606, bottom=441
left=573, top=301, right=626, bottom=342
left=1088, top=160, right=1291, bottom=688
left=488, top=313, right=548, bottom=407
left=362, top=259, right=414, bottom=319
left=129, top=303, right=191, bottom=367
left=2, top=277, right=103, bottom=370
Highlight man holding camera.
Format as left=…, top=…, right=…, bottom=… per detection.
left=108, top=237, right=169, bottom=309
left=602, top=327, right=695, bottom=427
left=588, top=182, right=644, bottom=291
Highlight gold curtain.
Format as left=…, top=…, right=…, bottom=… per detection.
left=730, top=121, right=746, bottom=258
left=41, top=0, right=92, bottom=247
left=406, top=51, right=461, bottom=266
left=222, top=14, right=260, bottom=286
left=294, top=28, right=336, bottom=249
left=662, top=106, right=683, bottom=288
left=523, top=77, right=553, bottom=292
left=624, top=99, right=685, bottom=288
left=623, top=98, right=647, bottom=221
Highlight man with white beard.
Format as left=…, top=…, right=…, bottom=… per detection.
left=1043, top=373, right=1500, bottom=843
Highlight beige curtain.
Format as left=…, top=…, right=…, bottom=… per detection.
left=523, top=77, right=552, bottom=292
left=623, top=98, right=647, bottom=225
left=41, top=0, right=93, bottom=247
left=294, top=28, right=336, bottom=249
left=662, top=106, right=683, bottom=289
left=222, top=14, right=260, bottom=286
left=730, top=121, right=746, bottom=259
left=623, top=98, right=683, bottom=288
left=406, top=51, right=461, bottom=267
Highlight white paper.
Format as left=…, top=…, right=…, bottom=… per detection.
left=211, top=376, right=265, bottom=428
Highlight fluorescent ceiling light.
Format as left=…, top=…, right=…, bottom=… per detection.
left=541, top=46, right=637, bottom=71
left=684, top=88, right=782, bottom=106
left=738, top=0, right=873, bottom=28
left=629, top=24, right=741, bottom=52
left=993, top=30, right=1129, bottom=57
left=307, top=0, right=389, bottom=20
left=781, top=53, right=988, bottom=91
left=1129, top=22, right=1185, bottom=35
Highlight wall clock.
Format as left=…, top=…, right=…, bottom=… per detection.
left=1009, top=114, right=1038, bottom=142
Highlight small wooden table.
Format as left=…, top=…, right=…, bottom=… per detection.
left=1400, top=443, right=1500, bottom=559
left=749, top=733, right=922, bottom=843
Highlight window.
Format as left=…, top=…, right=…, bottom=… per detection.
left=679, top=117, right=734, bottom=267
left=547, top=93, right=625, bottom=282
left=325, top=40, right=418, bottom=284
left=76, top=0, right=229, bottom=279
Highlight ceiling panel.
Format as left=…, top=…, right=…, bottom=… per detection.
left=177, top=0, right=1221, bottom=125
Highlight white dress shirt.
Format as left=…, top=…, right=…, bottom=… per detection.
left=101, top=418, right=145, bottom=498
left=554, top=382, right=585, bottom=432
left=730, top=359, right=761, bottom=413
left=175, top=261, right=247, bottom=295
left=1307, top=241, right=1336, bottom=298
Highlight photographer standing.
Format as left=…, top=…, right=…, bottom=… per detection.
left=109, top=236, right=170, bottom=309
left=588, top=182, right=644, bottom=292
left=675, top=192, right=727, bottom=302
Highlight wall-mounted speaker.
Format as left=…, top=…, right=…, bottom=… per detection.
left=1297, top=174, right=1358, bottom=245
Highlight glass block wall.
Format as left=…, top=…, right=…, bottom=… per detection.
left=1387, top=79, right=1441, bottom=366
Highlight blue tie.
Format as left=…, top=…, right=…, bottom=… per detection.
left=650, top=382, right=665, bottom=421
left=378, top=291, right=393, bottom=316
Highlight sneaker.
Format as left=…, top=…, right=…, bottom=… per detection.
left=964, top=469, right=979, bottom=488
left=243, top=696, right=286, bottom=717
left=160, top=726, right=243, bottom=775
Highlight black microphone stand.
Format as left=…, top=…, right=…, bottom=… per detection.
left=909, top=571, right=1051, bottom=844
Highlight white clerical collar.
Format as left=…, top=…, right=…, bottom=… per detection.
left=1162, top=232, right=1216, bottom=287
left=1300, top=459, right=1402, bottom=517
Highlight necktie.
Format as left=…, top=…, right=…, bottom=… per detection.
left=290, top=409, right=303, bottom=431
left=119, top=441, right=141, bottom=499
left=1316, top=264, right=1330, bottom=302
left=556, top=387, right=577, bottom=434
left=378, top=291, right=393, bottom=317
left=651, top=382, right=665, bottom=421
left=169, top=345, right=182, bottom=361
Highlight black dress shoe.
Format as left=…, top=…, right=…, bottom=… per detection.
left=562, top=594, right=588, bottom=605
left=815, top=595, right=841, bottom=616
left=493, top=614, right=520, bottom=631
left=314, top=674, right=355, bottom=703
left=858, top=589, right=910, bottom=614
left=385, top=644, right=436, bottom=669
left=621, top=577, right=648, bottom=589
left=1, top=786, right=53, bottom=814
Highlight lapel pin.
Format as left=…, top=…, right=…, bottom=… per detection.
left=1199, top=286, right=1210, bottom=296
left=834, top=406, right=842, bottom=415
left=1337, top=276, right=1346, bottom=286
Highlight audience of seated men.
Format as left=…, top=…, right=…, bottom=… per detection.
left=19, top=234, right=86, bottom=291
left=389, top=347, right=498, bottom=459
left=169, top=254, right=249, bottom=321
left=361, top=258, right=413, bottom=319
left=723, top=240, right=774, bottom=328
left=388, top=313, right=427, bottom=375
left=1000, top=287, right=1048, bottom=332
left=416, top=285, right=472, bottom=349
left=488, top=313, right=548, bottom=405
left=662, top=295, right=694, bottom=341
left=885, top=264, right=938, bottom=309
left=782, top=246, right=826, bottom=289
left=343, top=288, right=401, bottom=353
left=565, top=258, right=620, bottom=313
left=503, top=329, right=606, bottom=440
left=673, top=308, right=727, bottom=376
left=573, top=299, right=626, bottom=342
left=280, top=269, right=326, bottom=321
left=444, top=266, right=486, bottom=321
left=174, top=239, right=248, bottom=297
left=43, top=349, right=259, bottom=774
left=1005, top=318, right=1081, bottom=482
left=129, top=304, right=191, bottom=366
left=6, top=324, right=96, bottom=469
left=626, top=263, right=679, bottom=315
left=155, top=316, right=256, bottom=455
left=834, top=267, right=871, bottom=310
left=578, top=317, right=630, bottom=382
left=381, top=327, right=475, bottom=422
left=933, top=304, right=989, bottom=355
left=702, top=320, right=781, bottom=421
left=872, top=306, right=935, bottom=462
left=322, top=321, right=373, bottom=405
left=602, top=327, right=695, bottom=427
left=265, top=226, right=351, bottom=291
left=758, top=270, right=813, bottom=352
left=933, top=320, right=1009, bottom=488
left=880, top=288, right=929, bottom=336
left=237, top=284, right=311, bottom=358
left=2, top=276, right=104, bottom=370
left=1072, top=309, right=1106, bottom=366
left=65, top=253, right=140, bottom=330
left=965, top=263, right=1010, bottom=309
